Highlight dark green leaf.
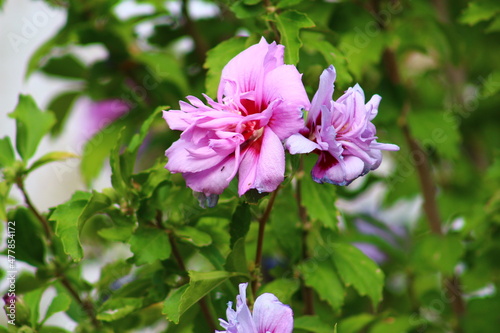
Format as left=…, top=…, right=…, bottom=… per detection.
left=225, top=237, right=249, bottom=275
left=274, top=10, right=315, bottom=65
left=163, top=271, right=240, bottom=324
left=294, top=316, right=333, bottom=333
left=78, top=190, right=112, bottom=230
left=47, top=91, right=80, bottom=136
left=129, top=227, right=171, bottom=265
left=41, top=54, right=86, bottom=79
left=9, top=95, right=56, bottom=161
left=229, top=202, right=251, bottom=249
left=97, top=297, right=143, bottom=321
left=330, top=243, right=384, bottom=307
left=301, top=174, right=339, bottom=230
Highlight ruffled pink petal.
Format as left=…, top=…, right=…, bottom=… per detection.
left=183, top=155, right=238, bottom=195
left=285, top=133, right=320, bottom=154
left=253, top=293, right=293, bottom=333
left=163, top=110, right=193, bottom=131
left=238, top=128, right=284, bottom=196
left=308, top=65, right=336, bottom=126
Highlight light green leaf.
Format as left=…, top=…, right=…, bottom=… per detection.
left=338, top=313, right=375, bottom=333
left=24, top=286, right=47, bottom=327
left=258, top=278, right=299, bottom=305
left=294, top=316, right=333, bottom=333
left=9, top=95, right=56, bottom=161
left=299, top=261, right=344, bottom=310
left=39, top=327, right=72, bottom=333
left=204, top=37, right=248, bottom=97
left=41, top=294, right=71, bottom=324
left=78, top=190, right=112, bottom=229
left=47, top=91, right=80, bottom=136
left=26, top=151, right=78, bottom=174
left=274, top=10, right=315, bottom=64
left=97, top=297, right=143, bottom=321
left=330, top=243, right=384, bottom=307
left=229, top=202, right=251, bottom=249
left=225, top=237, right=249, bottom=276
left=163, top=271, right=239, bottom=324
left=175, top=226, right=212, bottom=247
left=97, top=225, right=134, bottom=242
left=136, top=52, right=189, bottom=94
left=0, top=136, right=15, bottom=168
left=481, top=70, right=500, bottom=98
left=50, top=191, right=92, bottom=261
left=129, top=227, right=171, bottom=265
left=460, top=1, right=500, bottom=25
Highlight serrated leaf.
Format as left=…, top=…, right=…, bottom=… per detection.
left=175, top=226, right=212, bottom=247
left=9, top=95, right=56, bottom=161
left=258, top=278, right=299, bottom=305
left=26, top=151, right=78, bottom=174
left=78, top=191, right=112, bottom=229
left=330, top=243, right=384, bottom=307
left=460, top=1, right=500, bottom=25
left=274, top=10, right=315, bottom=64
left=163, top=271, right=239, bottom=324
left=41, top=294, right=71, bottom=324
left=299, top=261, right=344, bottom=310
left=294, top=316, right=333, bottom=333
left=50, top=191, right=92, bottom=261
left=204, top=37, right=248, bottom=97
left=97, top=297, right=143, bottom=321
left=229, top=202, right=251, bottom=249
left=129, top=227, right=171, bottom=265
left=0, top=136, right=15, bottom=168
left=301, top=172, right=339, bottom=230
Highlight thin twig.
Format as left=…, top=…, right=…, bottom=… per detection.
left=252, top=189, right=280, bottom=299
left=263, top=0, right=280, bottom=42
left=60, top=274, right=101, bottom=328
left=16, top=177, right=52, bottom=240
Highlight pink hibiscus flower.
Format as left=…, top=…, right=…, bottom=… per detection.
left=286, top=65, right=399, bottom=185
left=217, top=283, right=293, bottom=333
left=164, top=38, right=309, bottom=205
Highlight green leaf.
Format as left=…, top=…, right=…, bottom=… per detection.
left=41, top=294, right=71, bottom=324
left=0, top=136, right=15, bottom=168
left=481, top=70, right=500, bottom=98
left=229, top=202, right=252, bottom=249
left=175, top=226, right=212, bottom=247
left=330, top=243, right=384, bottom=307
left=78, top=190, right=112, bottom=229
left=26, top=29, right=70, bottom=78
left=129, top=227, right=171, bottom=265
left=39, top=327, right=72, bottom=333
left=299, top=261, right=344, bottom=310
left=204, top=37, right=248, bottom=97
left=135, top=52, right=189, bottom=94
left=301, top=171, right=339, bottom=230
left=97, top=297, right=143, bottom=321
left=294, top=316, right=333, bottom=333
left=407, top=110, right=461, bottom=160
left=338, top=314, right=375, bottom=333
left=7, top=207, right=46, bottom=267
left=24, top=286, right=47, bottom=327
left=47, top=91, right=80, bottom=136
left=225, top=237, right=249, bottom=275
left=9, top=95, right=56, bottom=161
left=26, top=151, right=78, bottom=174
left=163, top=271, right=239, bottom=324
left=258, top=278, right=299, bottom=305
left=41, top=54, right=86, bottom=79
left=50, top=191, right=92, bottom=261
left=98, top=225, right=134, bottom=241
left=460, top=1, right=500, bottom=25
left=274, top=10, right=315, bottom=65
left=229, top=1, right=265, bottom=19
left=411, top=234, right=464, bottom=275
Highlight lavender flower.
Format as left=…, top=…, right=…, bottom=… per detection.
left=217, top=283, right=293, bottom=333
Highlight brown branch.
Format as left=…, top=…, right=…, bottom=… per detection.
left=263, top=0, right=280, bottom=42
left=252, top=188, right=280, bottom=299
left=60, top=274, right=101, bottom=328
left=16, top=177, right=52, bottom=240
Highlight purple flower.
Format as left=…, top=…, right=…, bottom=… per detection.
left=164, top=38, right=309, bottom=201
left=83, top=99, right=130, bottom=140
left=286, top=65, right=399, bottom=185
left=217, top=283, right=293, bottom=333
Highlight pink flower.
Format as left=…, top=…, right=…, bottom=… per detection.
left=83, top=99, right=130, bottom=141
left=164, top=38, right=309, bottom=202
left=217, top=283, right=293, bottom=333
left=286, top=65, right=399, bottom=185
